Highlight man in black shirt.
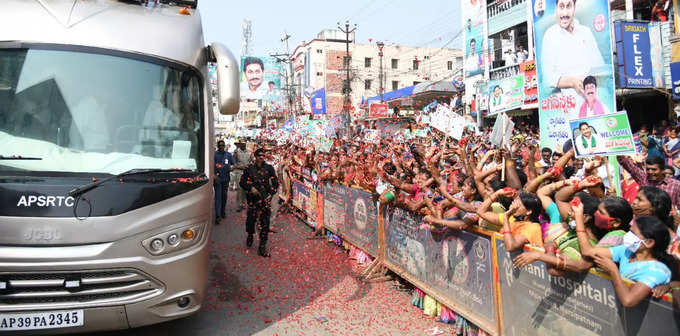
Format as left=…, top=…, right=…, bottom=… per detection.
left=239, top=148, right=279, bottom=257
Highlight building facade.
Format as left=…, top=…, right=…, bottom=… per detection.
left=290, top=29, right=463, bottom=117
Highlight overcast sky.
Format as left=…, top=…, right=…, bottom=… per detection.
left=199, top=0, right=462, bottom=57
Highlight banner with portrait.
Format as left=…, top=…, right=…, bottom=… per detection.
left=532, top=0, right=616, bottom=150
left=462, top=0, right=489, bottom=78
left=569, top=112, right=635, bottom=158
left=487, top=75, right=525, bottom=115
left=240, top=56, right=282, bottom=103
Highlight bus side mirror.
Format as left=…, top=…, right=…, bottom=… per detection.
left=210, top=42, right=239, bottom=115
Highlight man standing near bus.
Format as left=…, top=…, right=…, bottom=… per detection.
left=233, top=141, right=251, bottom=212
left=214, top=140, right=234, bottom=224
left=239, top=148, right=279, bottom=257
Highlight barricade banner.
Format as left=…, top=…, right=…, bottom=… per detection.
left=321, top=183, right=379, bottom=256
left=384, top=207, right=498, bottom=334
left=494, top=236, right=680, bottom=335
left=343, top=187, right=379, bottom=256
left=322, top=183, right=347, bottom=233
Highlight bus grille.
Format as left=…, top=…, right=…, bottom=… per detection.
left=0, top=269, right=163, bottom=310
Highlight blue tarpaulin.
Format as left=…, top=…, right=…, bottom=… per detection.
left=365, top=85, right=415, bottom=106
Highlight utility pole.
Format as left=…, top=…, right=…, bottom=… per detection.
left=377, top=41, right=385, bottom=103
left=271, top=31, right=295, bottom=120
left=337, top=20, right=356, bottom=134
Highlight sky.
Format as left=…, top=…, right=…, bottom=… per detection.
left=198, top=0, right=462, bottom=57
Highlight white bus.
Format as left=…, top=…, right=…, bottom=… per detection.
left=0, top=0, right=238, bottom=333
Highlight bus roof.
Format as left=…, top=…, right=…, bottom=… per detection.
left=0, top=0, right=205, bottom=68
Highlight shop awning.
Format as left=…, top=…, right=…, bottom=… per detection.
left=365, top=85, right=415, bottom=106
left=412, top=81, right=461, bottom=95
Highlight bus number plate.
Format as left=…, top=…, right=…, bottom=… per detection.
left=0, top=310, right=83, bottom=331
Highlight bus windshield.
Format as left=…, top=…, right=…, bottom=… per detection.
left=0, top=47, right=203, bottom=175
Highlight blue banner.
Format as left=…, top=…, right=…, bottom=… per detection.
left=615, top=21, right=653, bottom=88
left=310, top=88, right=326, bottom=115
left=672, top=62, right=680, bottom=100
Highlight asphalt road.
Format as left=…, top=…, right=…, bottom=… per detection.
left=88, top=192, right=453, bottom=336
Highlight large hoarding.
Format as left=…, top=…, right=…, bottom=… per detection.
left=240, top=56, right=283, bottom=105
left=462, top=0, right=488, bottom=78
left=615, top=21, right=653, bottom=88
left=532, top=0, right=616, bottom=150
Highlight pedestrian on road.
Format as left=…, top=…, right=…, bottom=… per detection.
left=214, top=139, right=235, bottom=224
left=239, top=148, right=279, bottom=257
left=233, top=141, right=252, bottom=212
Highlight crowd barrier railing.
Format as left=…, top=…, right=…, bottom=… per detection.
left=282, top=181, right=680, bottom=336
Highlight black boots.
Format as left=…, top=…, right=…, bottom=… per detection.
left=258, top=246, right=270, bottom=258
left=246, top=234, right=253, bottom=248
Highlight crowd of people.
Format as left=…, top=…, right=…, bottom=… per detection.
left=239, top=118, right=680, bottom=309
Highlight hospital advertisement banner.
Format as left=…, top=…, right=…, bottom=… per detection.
left=240, top=56, right=282, bottom=102
left=462, top=0, right=488, bottom=78
left=532, top=0, right=616, bottom=150
left=569, top=112, right=635, bottom=158
left=487, top=75, right=525, bottom=115
left=614, top=21, right=653, bottom=88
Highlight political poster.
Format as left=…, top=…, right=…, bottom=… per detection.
left=520, top=60, right=539, bottom=109
left=462, top=0, right=488, bottom=78
left=310, top=88, right=326, bottom=115
left=569, top=112, right=635, bottom=158
left=487, top=75, right=525, bottom=115
left=614, top=21, right=653, bottom=88
left=430, top=105, right=465, bottom=140
left=532, top=0, right=616, bottom=150
left=240, top=56, right=282, bottom=102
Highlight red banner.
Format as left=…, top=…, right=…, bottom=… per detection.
left=368, top=103, right=389, bottom=119
left=520, top=60, right=538, bottom=109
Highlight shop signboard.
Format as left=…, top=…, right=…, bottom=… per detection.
left=569, top=112, right=635, bottom=158
left=384, top=207, right=497, bottom=331
left=487, top=75, right=525, bottom=115
left=368, top=103, right=389, bottom=119
left=672, top=44, right=680, bottom=100
left=615, top=21, right=653, bottom=88
left=520, top=60, right=538, bottom=109
left=532, top=0, right=616, bottom=150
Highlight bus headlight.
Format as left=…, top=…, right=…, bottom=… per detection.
left=142, top=224, right=203, bottom=256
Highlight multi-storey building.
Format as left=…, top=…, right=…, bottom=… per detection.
left=290, top=29, right=463, bottom=117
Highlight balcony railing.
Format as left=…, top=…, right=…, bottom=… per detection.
left=487, top=0, right=526, bottom=18
left=489, top=63, right=521, bottom=81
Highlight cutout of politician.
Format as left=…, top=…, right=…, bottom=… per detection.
left=541, top=0, right=605, bottom=99
left=578, top=76, right=610, bottom=118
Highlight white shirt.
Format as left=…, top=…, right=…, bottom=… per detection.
left=516, top=50, right=528, bottom=63
left=541, top=19, right=605, bottom=90
left=240, top=82, right=269, bottom=100
left=465, top=54, right=481, bottom=75
left=574, top=163, right=615, bottom=189
left=574, top=134, right=603, bottom=156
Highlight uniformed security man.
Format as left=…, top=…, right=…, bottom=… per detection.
left=214, top=140, right=234, bottom=224
left=239, top=148, right=279, bottom=257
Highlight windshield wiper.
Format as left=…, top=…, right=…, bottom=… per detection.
left=68, top=168, right=193, bottom=198
left=0, top=155, right=42, bottom=160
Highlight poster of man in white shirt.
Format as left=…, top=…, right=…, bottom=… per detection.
left=533, top=0, right=615, bottom=150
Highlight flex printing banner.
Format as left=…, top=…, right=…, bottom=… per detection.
left=384, top=207, right=497, bottom=329
left=569, top=112, right=635, bottom=158
left=614, top=21, right=653, bottom=88
left=495, top=238, right=680, bottom=336
left=487, top=75, right=525, bottom=115
left=462, top=0, right=488, bottom=78
left=343, top=187, right=379, bottom=256
left=532, top=0, right=616, bottom=150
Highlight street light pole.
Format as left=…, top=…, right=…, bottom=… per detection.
left=377, top=41, right=384, bottom=103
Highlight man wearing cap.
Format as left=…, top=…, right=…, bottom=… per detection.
left=239, top=148, right=279, bottom=257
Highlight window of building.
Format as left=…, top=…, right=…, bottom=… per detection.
left=316, top=72, right=323, bottom=76
left=424, top=55, right=430, bottom=60
left=392, top=80, right=398, bottom=91
left=365, top=57, right=372, bottom=68
left=316, top=49, right=323, bottom=54
left=413, top=81, right=421, bottom=86
left=343, top=56, right=351, bottom=68
left=413, top=60, right=419, bottom=70
left=391, top=59, right=398, bottom=69
left=447, top=61, right=453, bottom=70
left=365, top=79, right=372, bottom=90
